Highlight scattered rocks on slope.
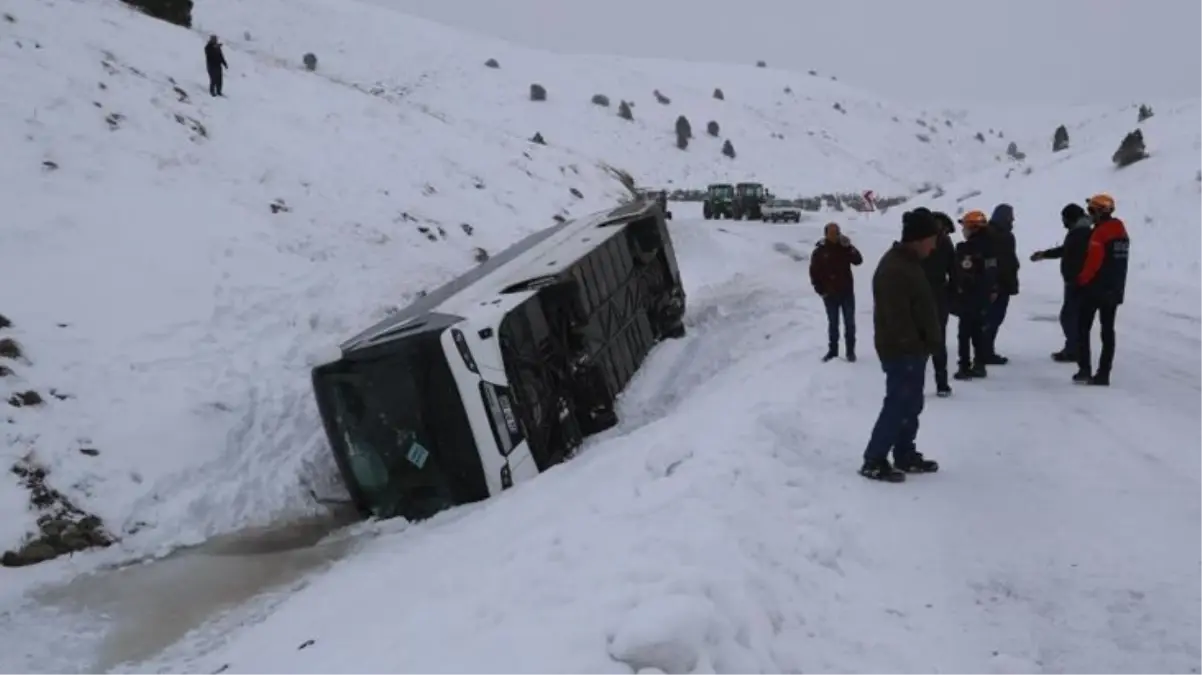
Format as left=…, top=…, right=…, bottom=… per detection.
left=8, top=390, right=43, bottom=408
left=1112, top=129, right=1149, bottom=168
left=0, top=337, right=24, bottom=360
left=1052, top=124, right=1069, bottom=152
left=2, top=458, right=115, bottom=567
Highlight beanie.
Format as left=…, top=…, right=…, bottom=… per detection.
left=932, top=211, right=955, bottom=234
left=901, top=209, right=939, bottom=243
left=1060, top=203, right=1086, bottom=224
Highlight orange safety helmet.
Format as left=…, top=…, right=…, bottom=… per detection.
left=1086, top=193, right=1116, bottom=213
left=959, top=209, right=988, bottom=228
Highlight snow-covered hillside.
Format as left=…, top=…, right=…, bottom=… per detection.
left=18, top=107, right=1191, bottom=673
left=1, top=0, right=1198, bottom=671
left=0, top=0, right=1016, bottom=564
left=912, top=98, right=1202, bottom=307
left=196, top=0, right=1017, bottom=196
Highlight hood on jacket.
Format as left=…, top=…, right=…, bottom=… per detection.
left=1068, top=215, right=1092, bottom=230
left=989, top=203, right=1014, bottom=231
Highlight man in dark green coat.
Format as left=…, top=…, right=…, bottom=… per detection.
left=860, top=208, right=944, bottom=482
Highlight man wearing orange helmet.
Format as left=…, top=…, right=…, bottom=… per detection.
left=1073, top=193, right=1129, bottom=386
left=951, top=209, right=999, bottom=380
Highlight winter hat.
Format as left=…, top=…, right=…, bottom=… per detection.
left=901, top=208, right=938, bottom=242
left=932, top=211, right=955, bottom=234
left=1060, top=203, right=1086, bottom=226
left=989, top=203, right=1015, bottom=226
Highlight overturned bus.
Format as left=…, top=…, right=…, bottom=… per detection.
left=311, top=200, right=687, bottom=522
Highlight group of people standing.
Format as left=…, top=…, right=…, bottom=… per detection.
left=808, top=194, right=1130, bottom=483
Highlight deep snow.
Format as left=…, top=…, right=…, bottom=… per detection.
left=0, top=0, right=1199, bottom=671
left=113, top=204, right=1201, bottom=674
left=0, top=0, right=1021, bottom=564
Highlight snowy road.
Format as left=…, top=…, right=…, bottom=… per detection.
left=43, top=212, right=1187, bottom=674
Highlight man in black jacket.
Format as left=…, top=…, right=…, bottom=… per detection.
left=952, top=209, right=999, bottom=380
left=1030, top=203, right=1093, bottom=362
left=984, top=203, right=1020, bottom=364
left=922, top=211, right=956, bottom=397
left=205, top=35, right=228, bottom=97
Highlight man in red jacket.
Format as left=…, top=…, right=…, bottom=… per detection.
left=1074, top=193, right=1129, bottom=386
left=810, top=222, right=864, bottom=362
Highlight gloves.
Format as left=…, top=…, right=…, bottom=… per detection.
left=1030, top=251, right=1044, bottom=262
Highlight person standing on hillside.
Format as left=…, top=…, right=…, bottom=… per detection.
left=984, top=203, right=1020, bottom=364
left=952, top=209, right=999, bottom=381
left=860, top=210, right=942, bottom=483
left=922, top=211, right=957, bottom=397
left=1073, top=193, right=1129, bottom=386
left=205, top=35, right=228, bottom=97
left=809, top=222, right=864, bottom=362
left=1030, top=203, right=1093, bottom=362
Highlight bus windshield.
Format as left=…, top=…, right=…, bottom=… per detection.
left=314, top=332, right=480, bottom=520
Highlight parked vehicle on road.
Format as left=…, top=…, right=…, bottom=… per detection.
left=733, top=182, right=767, bottom=220
left=762, top=199, right=802, bottom=222
left=702, top=183, right=735, bottom=219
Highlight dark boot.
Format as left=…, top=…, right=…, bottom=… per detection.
left=984, top=353, right=1009, bottom=365
left=936, top=383, right=952, bottom=397
left=822, top=346, right=838, bottom=362
left=858, top=459, right=905, bottom=483
left=895, top=452, right=939, bottom=473
left=969, top=362, right=988, bottom=378
left=846, top=344, right=857, bottom=363
left=1051, top=350, right=1077, bottom=363
left=953, top=366, right=974, bottom=381
left=1072, top=369, right=1092, bottom=384
left=1088, top=372, right=1110, bottom=386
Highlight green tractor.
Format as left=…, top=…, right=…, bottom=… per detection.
left=702, top=183, right=735, bottom=219
left=732, top=182, right=767, bottom=220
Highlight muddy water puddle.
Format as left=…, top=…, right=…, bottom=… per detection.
left=31, top=507, right=362, bottom=672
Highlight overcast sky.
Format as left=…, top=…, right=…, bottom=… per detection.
left=376, top=0, right=1200, bottom=105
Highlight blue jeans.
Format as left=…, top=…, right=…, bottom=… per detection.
left=1060, top=284, right=1081, bottom=354
left=823, top=293, right=856, bottom=352
left=984, top=293, right=1010, bottom=355
left=863, top=356, right=927, bottom=463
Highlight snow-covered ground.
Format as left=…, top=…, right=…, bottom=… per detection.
left=81, top=205, right=1202, bottom=672
left=1, top=0, right=1199, bottom=671
left=0, top=0, right=1022, bottom=564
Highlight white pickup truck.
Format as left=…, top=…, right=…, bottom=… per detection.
left=761, top=199, right=802, bottom=222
